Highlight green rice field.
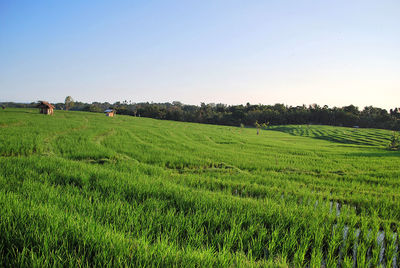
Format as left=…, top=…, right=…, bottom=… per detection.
left=0, top=108, right=399, bottom=267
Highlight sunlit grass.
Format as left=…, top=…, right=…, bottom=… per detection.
left=0, top=108, right=399, bottom=266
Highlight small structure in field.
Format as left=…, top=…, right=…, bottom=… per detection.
left=104, top=109, right=115, bottom=117
left=37, top=101, right=54, bottom=115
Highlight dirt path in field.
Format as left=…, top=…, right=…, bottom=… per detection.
left=93, top=128, right=116, bottom=144
left=42, top=123, right=89, bottom=157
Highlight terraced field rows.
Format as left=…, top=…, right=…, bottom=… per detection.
left=0, top=108, right=399, bottom=266
left=271, top=125, right=392, bottom=147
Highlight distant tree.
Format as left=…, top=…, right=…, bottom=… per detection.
left=54, top=103, right=65, bottom=110
left=343, top=105, right=360, bottom=115
left=172, top=101, right=183, bottom=107
left=390, top=108, right=400, bottom=119
left=65, top=96, right=74, bottom=111
left=88, top=104, right=102, bottom=113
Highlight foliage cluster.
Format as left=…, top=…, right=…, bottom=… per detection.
left=2, top=101, right=400, bottom=130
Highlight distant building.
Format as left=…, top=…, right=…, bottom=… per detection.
left=37, top=101, right=54, bottom=115
left=104, top=109, right=115, bottom=117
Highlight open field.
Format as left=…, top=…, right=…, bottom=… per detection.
left=0, top=108, right=399, bottom=267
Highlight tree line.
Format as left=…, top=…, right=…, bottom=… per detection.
left=1, top=100, right=399, bottom=130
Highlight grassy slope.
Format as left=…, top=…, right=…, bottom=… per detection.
left=0, top=108, right=399, bottom=267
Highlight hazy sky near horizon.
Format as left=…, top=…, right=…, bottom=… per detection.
left=1, top=0, right=399, bottom=109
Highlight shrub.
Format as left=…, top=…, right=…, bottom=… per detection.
left=388, top=132, right=400, bottom=150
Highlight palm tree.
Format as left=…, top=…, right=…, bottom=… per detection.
left=65, top=96, right=74, bottom=111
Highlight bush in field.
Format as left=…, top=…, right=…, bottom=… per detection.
left=388, top=132, right=400, bottom=150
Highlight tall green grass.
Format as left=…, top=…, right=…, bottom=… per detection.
left=0, top=108, right=399, bottom=267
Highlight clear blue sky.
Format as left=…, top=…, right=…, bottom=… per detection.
left=1, top=0, right=399, bottom=109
